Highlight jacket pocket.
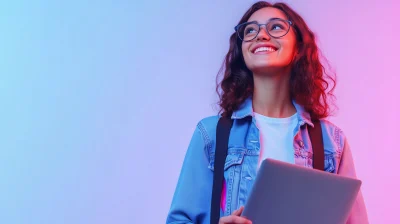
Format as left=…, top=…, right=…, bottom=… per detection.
left=324, top=153, right=339, bottom=173
left=208, top=147, right=246, bottom=171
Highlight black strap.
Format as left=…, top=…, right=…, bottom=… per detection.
left=308, top=120, right=325, bottom=171
left=210, top=117, right=233, bottom=224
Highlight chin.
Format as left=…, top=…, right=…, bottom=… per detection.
left=252, top=62, right=277, bottom=69
left=250, top=64, right=287, bottom=75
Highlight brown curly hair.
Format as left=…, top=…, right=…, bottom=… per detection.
left=216, top=1, right=336, bottom=119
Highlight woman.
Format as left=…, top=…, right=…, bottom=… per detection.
left=166, top=1, right=368, bottom=224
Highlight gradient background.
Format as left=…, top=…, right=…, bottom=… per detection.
left=1, top=0, right=399, bottom=223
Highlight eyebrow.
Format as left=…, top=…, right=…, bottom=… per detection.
left=268, top=17, right=283, bottom=21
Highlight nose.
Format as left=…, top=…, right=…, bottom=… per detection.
left=256, top=25, right=271, bottom=41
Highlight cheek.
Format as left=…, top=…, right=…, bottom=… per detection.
left=286, top=34, right=297, bottom=56
left=283, top=45, right=296, bottom=57
left=280, top=40, right=297, bottom=60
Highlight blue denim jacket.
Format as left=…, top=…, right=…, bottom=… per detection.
left=166, top=98, right=368, bottom=224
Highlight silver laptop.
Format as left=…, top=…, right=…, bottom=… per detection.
left=242, top=158, right=361, bottom=224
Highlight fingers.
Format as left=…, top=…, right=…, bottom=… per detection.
left=219, top=215, right=252, bottom=224
left=232, top=206, right=244, bottom=216
left=219, top=207, right=251, bottom=224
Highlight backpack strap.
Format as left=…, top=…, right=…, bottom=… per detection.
left=210, top=117, right=233, bottom=224
left=308, top=120, right=325, bottom=171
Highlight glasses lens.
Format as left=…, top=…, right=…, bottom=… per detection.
left=266, top=19, right=290, bottom=37
left=238, top=23, right=259, bottom=41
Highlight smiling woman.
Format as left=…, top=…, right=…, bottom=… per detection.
left=218, top=3, right=335, bottom=120
left=166, top=1, right=369, bottom=224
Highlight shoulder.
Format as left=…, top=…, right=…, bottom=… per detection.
left=195, top=115, right=220, bottom=141
left=190, top=115, right=219, bottom=159
left=319, top=119, right=347, bottom=152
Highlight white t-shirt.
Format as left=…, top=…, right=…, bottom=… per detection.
left=254, top=112, right=298, bottom=168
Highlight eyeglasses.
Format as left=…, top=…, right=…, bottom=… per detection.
left=234, top=18, right=293, bottom=42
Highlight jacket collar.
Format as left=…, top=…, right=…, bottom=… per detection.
left=230, top=97, right=314, bottom=127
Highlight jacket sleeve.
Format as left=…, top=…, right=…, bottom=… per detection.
left=337, top=137, right=369, bottom=224
left=166, top=122, right=213, bottom=224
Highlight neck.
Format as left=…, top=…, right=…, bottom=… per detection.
left=252, top=71, right=296, bottom=118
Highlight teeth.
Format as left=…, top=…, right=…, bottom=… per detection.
left=254, top=47, right=276, bottom=53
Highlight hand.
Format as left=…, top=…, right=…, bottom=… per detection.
left=218, top=206, right=252, bottom=224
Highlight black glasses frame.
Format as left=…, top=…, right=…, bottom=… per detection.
left=234, top=18, right=293, bottom=42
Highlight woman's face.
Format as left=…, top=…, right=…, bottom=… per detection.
left=241, top=7, right=297, bottom=75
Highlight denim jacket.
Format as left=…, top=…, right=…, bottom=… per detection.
left=166, top=98, right=369, bottom=224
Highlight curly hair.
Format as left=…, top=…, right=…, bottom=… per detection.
left=216, top=1, right=336, bottom=119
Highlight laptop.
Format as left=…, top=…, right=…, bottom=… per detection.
left=242, top=158, right=361, bottom=224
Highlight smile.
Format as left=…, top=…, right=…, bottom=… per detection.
left=253, top=46, right=277, bottom=54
